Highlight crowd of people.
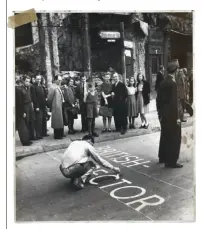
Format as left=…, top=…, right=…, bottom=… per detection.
left=15, top=64, right=193, bottom=147
left=15, top=70, right=152, bottom=146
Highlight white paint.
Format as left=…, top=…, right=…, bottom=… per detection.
left=113, top=155, right=139, bottom=163
left=110, top=186, right=146, bottom=200
left=96, top=146, right=151, bottom=169
left=122, top=159, right=151, bottom=168
left=89, top=174, right=120, bottom=185
left=92, top=169, right=108, bottom=176
left=126, top=195, right=165, bottom=212
left=143, top=165, right=149, bottom=168
left=100, top=178, right=132, bottom=189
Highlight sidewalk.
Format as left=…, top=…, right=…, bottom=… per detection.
left=15, top=104, right=193, bottom=160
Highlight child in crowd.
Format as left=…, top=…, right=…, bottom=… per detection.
left=136, top=73, right=150, bottom=129
left=84, top=82, right=99, bottom=137
left=127, top=77, right=137, bottom=129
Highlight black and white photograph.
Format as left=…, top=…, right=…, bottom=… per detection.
left=13, top=10, right=195, bottom=222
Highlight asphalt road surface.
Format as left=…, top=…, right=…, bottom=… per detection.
left=16, top=132, right=195, bottom=222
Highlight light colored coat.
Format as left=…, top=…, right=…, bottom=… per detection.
left=47, top=83, right=64, bottom=129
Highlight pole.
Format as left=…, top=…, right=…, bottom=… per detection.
left=120, top=22, right=126, bottom=84
left=83, top=13, right=92, bottom=79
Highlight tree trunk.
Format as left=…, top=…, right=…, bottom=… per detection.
left=83, top=13, right=92, bottom=78
left=50, top=13, right=60, bottom=76
left=41, top=13, right=53, bottom=87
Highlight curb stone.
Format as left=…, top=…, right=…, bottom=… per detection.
left=16, top=122, right=193, bottom=161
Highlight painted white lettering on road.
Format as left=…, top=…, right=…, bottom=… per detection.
left=110, top=186, right=146, bottom=200
left=96, top=146, right=151, bottom=168
left=89, top=166, right=165, bottom=214
left=126, top=195, right=165, bottom=212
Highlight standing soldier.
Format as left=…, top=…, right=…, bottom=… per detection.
left=156, top=59, right=183, bottom=168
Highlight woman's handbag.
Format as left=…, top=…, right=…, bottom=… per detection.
left=71, top=106, right=80, bottom=116
left=98, top=105, right=112, bottom=117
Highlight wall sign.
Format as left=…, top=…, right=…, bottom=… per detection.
left=124, top=40, right=133, bottom=49
left=99, top=31, right=120, bottom=39
left=149, top=30, right=164, bottom=43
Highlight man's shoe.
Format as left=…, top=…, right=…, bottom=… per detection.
left=121, top=129, right=126, bottom=135
left=165, top=163, right=183, bottom=168
left=43, top=134, right=49, bottom=137
left=23, top=141, right=33, bottom=146
left=159, top=159, right=165, bottom=163
left=144, top=123, right=149, bottom=129
left=72, top=178, right=84, bottom=189
left=36, top=136, right=43, bottom=140
left=68, top=130, right=75, bottom=135
left=92, top=132, right=99, bottom=137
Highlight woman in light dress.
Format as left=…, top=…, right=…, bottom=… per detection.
left=136, top=73, right=150, bottom=129
left=126, top=77, right=137, bottom=129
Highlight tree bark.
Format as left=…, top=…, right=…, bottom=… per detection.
left=83, top=13, right=92, bottom=78
left=40, top=13, right=53, bottom=87
left=50, top=13, right=60, bottom=76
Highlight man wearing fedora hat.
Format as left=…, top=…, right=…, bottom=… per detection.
left=156, top=59, right=183, bottom=168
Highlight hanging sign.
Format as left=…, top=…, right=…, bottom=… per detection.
left=125, top=49, right=131, bottom=57
left=99, top=31, right=120, bottom=39
left=124, top=40, right=133, bottom=49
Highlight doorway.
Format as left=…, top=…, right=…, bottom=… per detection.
left=149, top=54, right=162, bottom=91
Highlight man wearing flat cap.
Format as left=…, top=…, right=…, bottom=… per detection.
left=156, top=59, right=183, bottom=168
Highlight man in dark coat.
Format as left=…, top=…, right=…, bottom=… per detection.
left=21, top=75, right=35, bottom=141
left=32, top=75, right=47, bottom=139
left=112, top=72, right=128, bottom=135
left=156, top=59, right=183, bottom=168
left=155, top=65, right=165, bottom=92
left=75, top=74, right=88, bottom=132
left=15, top=76, right=32, bottom=146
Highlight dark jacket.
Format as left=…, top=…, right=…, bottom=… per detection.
left=156, top=74, right=180, bottom=124
left=15, top=86, right=24, bottom=129
left=32, top=83, right=46, bottom=110
left=20, top=85, right=32, bottom=104
left=75, top=82, right=88, bottom=104
left=155, top=71, right=164, bottom=91
left=112, top=81, right=128, bottom=108
left=63, top=86, right=76, bottom=108
left=136, top=80, right=150, bottom=105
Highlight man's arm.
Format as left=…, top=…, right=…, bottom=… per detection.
left=87, top=145, right=116, bottom=170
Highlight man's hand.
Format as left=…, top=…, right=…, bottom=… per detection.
left=23, top=113, right=26, bottom=118
left=112, top=167, right=120, bottom=174
left=111, top=92, right=115, bottom=96
left=36, top=108, right=40, bottom=112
